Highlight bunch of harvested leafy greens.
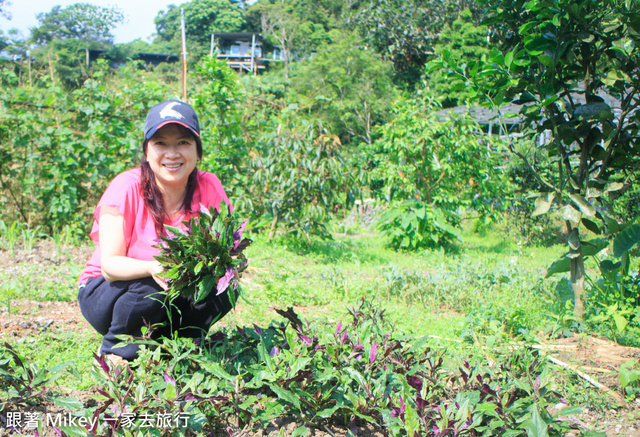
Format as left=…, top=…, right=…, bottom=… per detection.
left=154, top=205, right=252, bottom=305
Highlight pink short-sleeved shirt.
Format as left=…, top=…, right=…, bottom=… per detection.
left=79, top=168, right=231, bottom=285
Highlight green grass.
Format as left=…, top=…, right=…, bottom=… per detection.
left=9, top=329, right=101, bottom=391
left=0, top=260, right=80, bottom=302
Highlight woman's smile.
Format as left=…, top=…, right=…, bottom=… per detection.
left=163, top=162, right=184, bottom=171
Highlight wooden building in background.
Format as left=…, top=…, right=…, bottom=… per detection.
left=212, top=32, right=278, bottom=74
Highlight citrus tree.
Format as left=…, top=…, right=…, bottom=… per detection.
left=429, top=0, right=640, bottom=318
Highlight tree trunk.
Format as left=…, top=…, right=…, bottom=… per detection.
left=567, top=225, right=585, bottom=320
left=268, top=211, right=280, bottom=242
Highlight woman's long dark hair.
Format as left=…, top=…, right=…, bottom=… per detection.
left=140, top=125, right=203, bottom=236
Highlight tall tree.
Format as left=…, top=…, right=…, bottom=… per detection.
left=429, top=8, right=492, bottom=108
left=289, top=32, right=397, bottom=145
left=430, top=0, right=640, bottom=318
left=246, top=0, right=345, bottom=77
left=30, top=3, right=124, bottom=44
left=252, top=1, right=297, bottom=78
left=347, top=0, right=474, bottom=87
left=154, top=0, right=245, bottom=56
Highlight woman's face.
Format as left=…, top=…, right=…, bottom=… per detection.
left=146, top=123, right=199, bottom=192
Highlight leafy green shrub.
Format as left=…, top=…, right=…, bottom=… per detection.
left=369, top=94, right=507, bottom=250
left=85, top=341, right=227, bottom=437
left=0, top=60, right=160, bottom=233
left=251, top=121, right=354, bottom=241
left=376, top=200, right=461, bottom=250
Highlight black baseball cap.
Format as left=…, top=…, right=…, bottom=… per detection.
left=144, top=100, right=200, bottom=140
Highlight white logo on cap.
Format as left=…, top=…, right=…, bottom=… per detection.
left=159, top=102, right=184, bottom=119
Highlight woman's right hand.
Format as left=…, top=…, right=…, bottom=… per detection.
left=150, top=260, right=168, bottom=290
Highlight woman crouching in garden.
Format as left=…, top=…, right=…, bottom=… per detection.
left=78, top=100, right=235, bottom=364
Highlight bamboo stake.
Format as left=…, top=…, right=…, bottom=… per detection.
left=47, top=51, right=55, bottom=83
left=251, top=33, right=256, bottom=75
left=487, top=338, right=626, bottom=405
left=180, top=8, right=187, bottom=101
left=27, top=53, right=32, bottom=87
left=546, top=355, right=626, bottom=405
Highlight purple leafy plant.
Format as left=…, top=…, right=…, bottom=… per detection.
left=154, top=204, right=252, bottom=305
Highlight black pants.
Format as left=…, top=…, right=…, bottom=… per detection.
left=78, top=276, right=235, bottom=361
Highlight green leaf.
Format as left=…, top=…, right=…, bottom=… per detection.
left=562, top=204, right=581, bottom=223
left=532, top=192, right=554, bottom=217
left=582, top=218, right=600, bottom=234
left=164, top=383, right=176, bottom=401
left=268, top=384, right=302, bottom=411
left=546, top=239, right=608, bottom=277
left=613, top=313, right=628, bottom=333
left=574, top=102, right=613, bottom=121
left=257, top=336, right=275, bottom=374
left=194, top=260, right=204, bottom=275
left=554, top=406, right=582, bottom=416
left=522, top=406, right=549, bottom=437
left=602, top=69, right=630, bottom=86
left=582, top=239, right=609, bottom=256
left=195, top=274, right=217, bottom=304
left=505, top=51, right=514, bottom=69
left=316, top=405, right=340, bottom=418
left=404, top=402, right=420, bottom=436
left=599, top=259, right=620, bottom=274
left=613, top=224, right=640, bottom=257
left=605, top=182, right=624, bottom=192
left=201, top=361, right=235, bottom=382
left=524, top=37, right=550, bottom=56
left=345, top=367, right=368, bottom=391
left=539, top=55, right=555, bottom=68
left=598, top=212, right=621, bottom=235
left=164, top=224, right=183, bottom=236
left=51, top=397, right=85, bottom=410
left=619, top=359, right=639, bottom=389
left=292, top=426, right=308, bottom=437
left=475, top=403, right=498, bottom=412
left=567, top=193, right=596, bottom=217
